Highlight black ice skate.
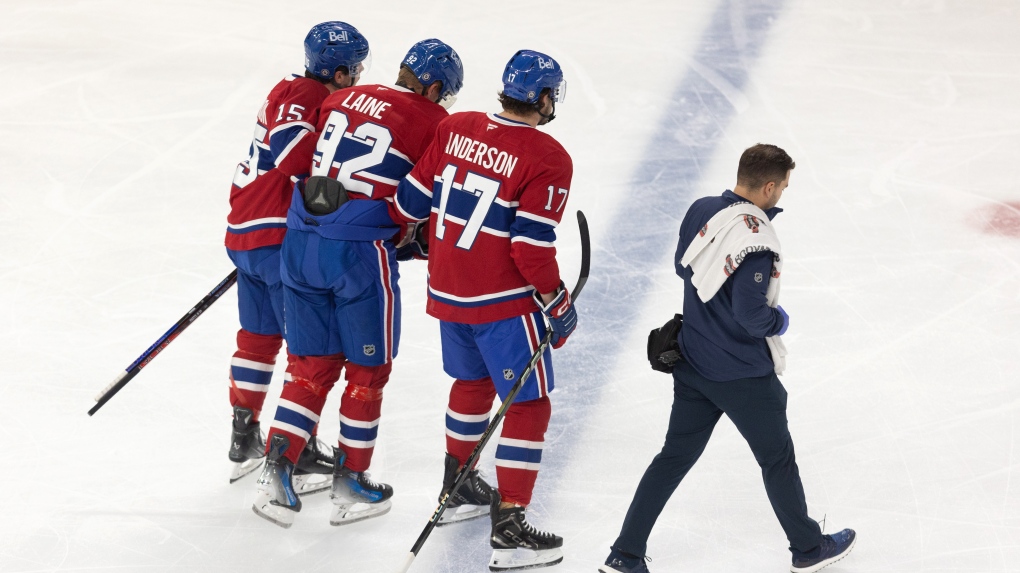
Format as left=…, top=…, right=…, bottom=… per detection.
left=328, top=447, right=393, bottom=526
left=438, top=453, right=495, bottom=526
left=252, top=434, right=301, bottom=528
left=228, top=406, right=265, bottom=483
left=293, top=436, right=334, bottom=496
left=489, top=492, right=564, bottom=571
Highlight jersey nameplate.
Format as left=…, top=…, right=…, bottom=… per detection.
left=445, top=132, right=518, bottom=177
left=340, top=92, right=392, bottom=120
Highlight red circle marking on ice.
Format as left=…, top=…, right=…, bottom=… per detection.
left=979, top=202, right=1020, bottom=238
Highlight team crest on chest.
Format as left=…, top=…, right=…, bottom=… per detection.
left=503, top=368, right=515, bottom=381
left=363, top=344, right=376, bottom=356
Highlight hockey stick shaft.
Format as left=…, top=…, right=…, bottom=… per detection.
left=88, top=269, right=239, bottom=416
left=398, top=210, right=590, bottom=572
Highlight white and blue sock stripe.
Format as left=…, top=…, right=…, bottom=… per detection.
left=445, top=409, right=490, bottom=441
left=494, top=437, right=543, bottom=471
left=338, top=414, right=380, bottom=449
left=271, top=399, right=320, bottom=441
left=230, top=357, right=274, bottom=393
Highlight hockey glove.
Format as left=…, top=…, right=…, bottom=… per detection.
left=396, top=221, right=429, bottom=262
left=533, top=282, right=577, bottom=349
left=777, top=305, right=789, bottom=336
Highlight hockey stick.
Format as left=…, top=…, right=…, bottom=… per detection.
left=397, top=210, right=590, bottom=573
left=88, top=270, right=239, bottom=416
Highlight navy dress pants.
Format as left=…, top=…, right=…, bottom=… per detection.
left=613, top=360, right=823, bottom=557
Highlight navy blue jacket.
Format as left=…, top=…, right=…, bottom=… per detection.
left=675, top=190, right=785, bottom=381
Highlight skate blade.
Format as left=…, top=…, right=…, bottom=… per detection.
left=252, top=491, right=297, bottom=529
left=489, top=547, right=564, bottom=571
left=293, top=473, right=331, bottom=496
left=437, top=504, right=490, bottom=526
left=328, top=499, right=392, bottom=526
left=229, top=458, right=264, bottom=484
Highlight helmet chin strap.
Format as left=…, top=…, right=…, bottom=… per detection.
left=537, top=100, right=556, bottom=125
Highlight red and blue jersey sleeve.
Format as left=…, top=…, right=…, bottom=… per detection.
left=391, top=118, right=448, bottom=225
left=510, top=149, right=573, bottom=296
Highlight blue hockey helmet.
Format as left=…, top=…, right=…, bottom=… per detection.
left=401, top=39, right=464, bottom=109
left=304, top=21, right=371, bottom=80
left=501, top=50, right=566, bottom=104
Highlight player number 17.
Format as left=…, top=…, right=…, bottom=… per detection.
left=435, top=164, right=501, bottom=250
left=545, top=185, right=568, bottom=212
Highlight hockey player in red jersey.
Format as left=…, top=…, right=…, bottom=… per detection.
left=224, top=21, right=369, bottom=490
left=251, top=39, right=465, bottom=529
left=391, top=50, right=577, bottom=571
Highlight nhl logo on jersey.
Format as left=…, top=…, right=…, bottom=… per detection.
left=503, top=368, right=515, bottom=381
left=363, top=344, right=376, bottom=356
left=754, top=272, right=763, bottom=283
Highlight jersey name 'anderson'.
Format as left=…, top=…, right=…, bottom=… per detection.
left=444, top=132, right=519, bottom=177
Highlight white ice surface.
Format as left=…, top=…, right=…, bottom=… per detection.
left=1, top=1, right=1019, bottom=572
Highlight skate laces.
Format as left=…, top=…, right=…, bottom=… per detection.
left=357, top=471, right=383, bottom=490
left=471, top=470, right=491, bottom=494
left=519, top=512, right=554, bottom=540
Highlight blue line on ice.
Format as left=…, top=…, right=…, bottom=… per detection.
left=420, top=1, right=786, bottom=570
left=543, top=0, right=788, bottom=514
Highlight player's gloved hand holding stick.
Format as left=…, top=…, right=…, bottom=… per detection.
left=533, top=282, right=577, bottom=349
left=396, top=210, right=590, bottom=573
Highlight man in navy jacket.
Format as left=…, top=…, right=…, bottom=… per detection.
left=600, top=144, right=856, bottom=573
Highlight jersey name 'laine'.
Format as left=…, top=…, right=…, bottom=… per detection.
left=393, top=112, right=573, bottom=324
left=226, top=75, right=328, bottom=251
left=287, top=84, right=449, bottom=241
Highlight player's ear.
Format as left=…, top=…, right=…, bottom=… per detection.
left=426, top=82, right=443, bottom=103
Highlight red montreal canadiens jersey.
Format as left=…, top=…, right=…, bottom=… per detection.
left=225, top=75, right=328, bottom=251
left=309, top=84, right=449, bottom=205
left=393, top=112, right=573, bottom=324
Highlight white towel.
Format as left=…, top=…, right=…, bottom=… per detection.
left=679, top=201, right=787, bottom=374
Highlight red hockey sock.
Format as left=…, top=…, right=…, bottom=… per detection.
left=445, top=378, right=497, bottom=467
left=266, top=353, right=345, bottom=464
left=337, top=362, right=391, bottom=472
left=495, top=396, right=551, bottom=507
left=229, top=329, right=283, bottom=421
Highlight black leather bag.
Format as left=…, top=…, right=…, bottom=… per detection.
left=647, top=314, right=684, bottom=373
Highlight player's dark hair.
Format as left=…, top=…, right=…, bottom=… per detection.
left=304, top=65, right=351, bottom=84
left=736, top=144, right=795, bottom=190
left=497, top=87, right=550, bottom=116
